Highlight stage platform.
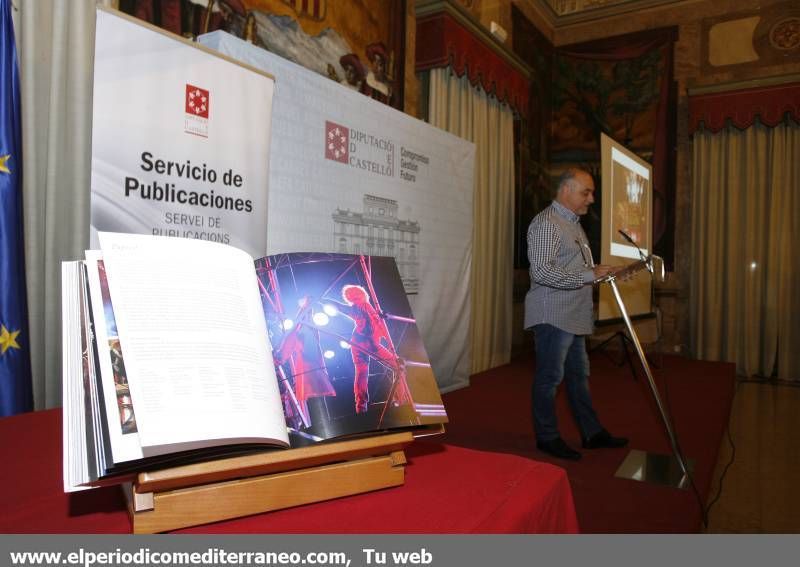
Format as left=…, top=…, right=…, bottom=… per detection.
left=440, top=352, right=736, bottom=533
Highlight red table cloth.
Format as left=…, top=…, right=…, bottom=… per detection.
left=0, top=409, right=578, bottom=533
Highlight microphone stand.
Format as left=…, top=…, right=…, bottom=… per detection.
left=618, top=229, right=648, bottom=264
left=588, top=230, right=649, bottom=378
left=598, top=250, right=693, bottom=489
left=616, top=229, right=661, bottom=371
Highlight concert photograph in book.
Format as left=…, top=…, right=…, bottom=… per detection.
left=96, top=259, right=137, bottom=435
left=255, top=253, right=447, bottom=442
left=63, top=235, right=449, bottom=492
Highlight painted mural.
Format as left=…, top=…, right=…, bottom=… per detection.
left=550, top=48, right=663, bottom=161
left=119, top=0, right=404, bottom=109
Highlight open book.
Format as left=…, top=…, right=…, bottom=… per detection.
left=62, top=232, right=447, bottom=492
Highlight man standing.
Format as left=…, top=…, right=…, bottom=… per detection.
left=525, top=168, right=628, bottom=460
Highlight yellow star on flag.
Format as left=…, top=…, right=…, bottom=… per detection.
left=0, top=325, right=21, bottom=355
left=0, top=154, right=11, bottom=174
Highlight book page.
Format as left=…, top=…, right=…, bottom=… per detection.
left=254, top=252, right=448, bottom=443
left=84, top=251, right=144, bottom=464
left=62, top=261, right=90, bottom=491
left=98, top=233, right=288, bottom=455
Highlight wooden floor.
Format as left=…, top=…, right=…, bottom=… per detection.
left=705, top=380, right=800, bottom=533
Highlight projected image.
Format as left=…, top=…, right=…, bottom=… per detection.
left=254, top=253, right=446, bottom=441
left=599, top=133, right=655, bottom=320
left=612, top=165, right=649, bottom=249
left=608, top=147, right=651, bottom=260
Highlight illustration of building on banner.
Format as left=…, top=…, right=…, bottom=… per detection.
left=332, top=195, right=420, bottom=294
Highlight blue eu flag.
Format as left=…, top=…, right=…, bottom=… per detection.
left=0, top=0, right=33, bottom=416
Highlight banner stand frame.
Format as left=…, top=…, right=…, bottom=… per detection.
left=123, top=431, right=414, bottom=533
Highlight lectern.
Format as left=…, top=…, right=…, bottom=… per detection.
left=596, top=256, right=694, bottom=489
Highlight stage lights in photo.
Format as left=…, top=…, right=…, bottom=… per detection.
left=254, top=253, right=447, bottom=439
left=312, top=312, right=330, bottom=326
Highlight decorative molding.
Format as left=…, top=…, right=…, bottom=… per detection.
left=699, top=1, right=800, bottom=76
left=687, top=73, right=800, bottom=96
left=529, top=0, right=687, bottom=29
left=512, top=0, right=557, bottom=37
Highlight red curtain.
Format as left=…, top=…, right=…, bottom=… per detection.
left=416, top=12, right=529, bottom=116
left=688, top=83, right=800, bottom=134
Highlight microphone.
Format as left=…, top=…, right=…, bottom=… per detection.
left=618, top=229, right=649, bottom=265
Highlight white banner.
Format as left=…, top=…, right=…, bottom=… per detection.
left=199, top=32, right=475, bottom=391
left=90, top=9, right=274, bottom=258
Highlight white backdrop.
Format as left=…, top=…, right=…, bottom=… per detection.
left=200, top=32, right=475, bottom=392
left=90, top=10, right=274, bottom=258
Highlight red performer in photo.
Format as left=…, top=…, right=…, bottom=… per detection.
left=275, top=312, right=336, bottom=427
left=338, top=284, right=405, bottom=414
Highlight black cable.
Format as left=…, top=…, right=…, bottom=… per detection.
left=702, top=376, right=798, bottom=529
left=625, top=259, right=706, bottom=527
left=703, top=379, right=738, bottom=529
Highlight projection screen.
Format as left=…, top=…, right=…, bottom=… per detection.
left=598, top=133, right=654, bottom=321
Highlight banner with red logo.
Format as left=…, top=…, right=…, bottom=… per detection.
left=90, top=9, right=274, bottom=257
left=199, top=32, right=476, bottom=393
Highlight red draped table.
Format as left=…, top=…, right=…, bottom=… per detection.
left=0, top=409, right=579, bottom=533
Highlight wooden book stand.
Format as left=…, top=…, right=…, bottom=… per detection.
left=124, top=431, right=414, bottom=533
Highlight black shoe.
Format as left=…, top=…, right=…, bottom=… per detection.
left=536, top=437, right=582, bottom=461
left=582, top=429, right=629, bottom=449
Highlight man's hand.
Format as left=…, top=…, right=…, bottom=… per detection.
left=592, top=265, right=617, bottom=279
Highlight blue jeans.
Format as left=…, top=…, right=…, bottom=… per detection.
left=532, top=324, right=602, bottom=443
